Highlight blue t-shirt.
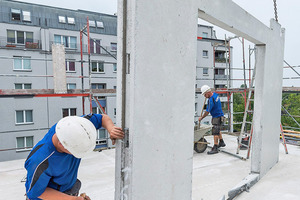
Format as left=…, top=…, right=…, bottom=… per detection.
left=25, top=114, right=103, bottom=200
left=206, top=93, right=224, bottom=118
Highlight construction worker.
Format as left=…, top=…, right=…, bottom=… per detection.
left=24, top=114, right=124, bottom=200
left=198, top=85, right=226, bottom=154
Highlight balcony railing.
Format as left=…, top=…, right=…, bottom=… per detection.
left=215, top=57, right=226, bottom=63
left=49, top=41, right=117, bottom=56
left=0, top=36, right=41, bottom=50
left=215, top=74, right=229, bottom=80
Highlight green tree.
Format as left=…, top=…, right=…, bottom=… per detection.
left=281, top=93, right=300, bottom=129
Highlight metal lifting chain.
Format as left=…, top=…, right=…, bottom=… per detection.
left=273, top=0, right=278, bottom=22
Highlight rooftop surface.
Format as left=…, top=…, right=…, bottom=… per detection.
left=0, top=134, right=299, bottom=200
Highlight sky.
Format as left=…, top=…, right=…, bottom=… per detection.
left=15, top=0, right=300, bottom=87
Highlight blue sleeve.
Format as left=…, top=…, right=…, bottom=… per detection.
left=89, top=114, right=103, bottom=129
left=25, top=159, right=52, bottom=199
left=206, top=97, right=215, bottom=113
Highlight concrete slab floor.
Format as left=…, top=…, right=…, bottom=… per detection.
left=0, top=134, right=298, bottom=200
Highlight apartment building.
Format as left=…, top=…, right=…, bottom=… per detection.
left=0, top=0, right=118, bottom=161
left=195, top=25, right=233, bottom=128
left=0, top=1, right=233, bottom=162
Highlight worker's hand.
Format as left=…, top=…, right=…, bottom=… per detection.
left=198, top=117, right=202, bottom=122
left=79, top=193, right=91, bottom=200
left=109, top=126, right=124, bottom=142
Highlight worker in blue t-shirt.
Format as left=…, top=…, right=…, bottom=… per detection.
left=198, top=85, right=226, bottom=154
left=25, top=114, right=124, bottom=200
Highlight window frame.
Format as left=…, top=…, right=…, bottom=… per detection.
left=202, top=50, right=208, bottom=57
left=96, top=21, right=104, bottom=28
left=62, top=108, right=77, bottom=118
left=91, top=61, right=105, bottom=73
left=203, top=67, right=209, bottom=75
left=54, top=35, right=77, bottom=49
left=22, top=11, right=31, bottom=22
left=111, top=43, right=117, bottom=51
left=7, top=30, right=34, bottom=45
left=91, top=83, right=106, bottom=89
left=65, top=59, right=76, bottom=72
left=15, top=83, right=32, bottom=89
left=11, top=8, right=21, bottom=21
left=16, top=136, right=33, bottom=152
left=58, top=16, right=66, bottom=23
left=67, top=17, right=75, bottom=24
left=89, top=20, right=96, bottom=27
left=13, top=56, right=31, bottom=71
left=113, top=63, right=117, bottom=72
left=15, top=110, right=33, bottom=124
left=67, top=83, right=76, bottom=89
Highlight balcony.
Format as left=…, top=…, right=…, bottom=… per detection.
left=215, top=57, right=226, bottom=63
left=49, top=41, right=117, bottom=56
left=0, top=36, right=41, bottom=50
left=215, top=74, right=229, bottom=80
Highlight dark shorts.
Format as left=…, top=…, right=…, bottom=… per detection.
left=64, top=179, right=81, bottom=196
left=211, top=117, right=223, bottom=135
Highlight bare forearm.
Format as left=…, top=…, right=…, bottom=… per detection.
left=101, top=114, right=124, bottom=143
left=199, top=111, right=209, bottom=121
left=39, top=187, right=82, bottom=200
left=101, top=114, right=115, bottom=132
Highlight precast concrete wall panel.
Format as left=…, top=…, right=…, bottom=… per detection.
left=116, top=0, right=197, bottom=199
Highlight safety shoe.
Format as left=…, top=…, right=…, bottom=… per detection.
left=207, top=145, right=219, bottom=155
left=218, top=140, right=226, bottom=148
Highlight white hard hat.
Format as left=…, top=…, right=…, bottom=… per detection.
left=201, top=85, right=211, bottom=95
left=55, top=116, right=97, bottom=158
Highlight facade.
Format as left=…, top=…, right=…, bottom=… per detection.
left=0, top=1, right=233, bottom=162
left=0, top=0, right=118, bottom=161
left=195, top=25, right=233, bottom=129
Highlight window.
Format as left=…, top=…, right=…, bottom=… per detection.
left=91, top=84, right=106, bottom=89
left=215, top=50, right=227, bottom=63
left=16, top=110, right=33, bottom=124
left=97, top=129, right=106, bottom=140
left=54, top=35, right=76, bottom=49
left=202, top=32, right=208, bottom=38
left=67, top=17, right=75, bottom=24
left=215, top=68, right=225, bottom=75
left=114, top=108, right=116, bottom=116
left=92, top=61, right=104, bottom=73
left=62, top=108, right=76, bottom=118
left=65, top=60, right=75, bottom=72
left=22, top=11, right=31, bottom=21
left=92, top=104, right=106, bottom=115
left=203, top=67, right=208, bottom=75
left=96, top=21, right=104, bottom=28
left=113, top=86, right=117, bottom=89
left=16, top=136, right=33, bottom=150
left=89, top=20, right=96, bottom=27
left=13, top=56, right=31, bottom=70
left=195, top=103, right=198, bottom=115
left=15, top=83, right=32, bottom=89
left=11, top=9, right=21, bottom=21
left=111, top=43, right=117, bottom=51
left=113, top=63, right=117, bottom=72
left=67, top=83, right=76, bottom=89
left=203, top=50, right=208, bottom=57
left=7, top=30, right=33, bottom=44
left=58, top=16, right=66, bottom=23
left=90, top=39, right=101, bottom=54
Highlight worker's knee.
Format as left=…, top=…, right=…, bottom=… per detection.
left=212, top=126, right=220, bottom=135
